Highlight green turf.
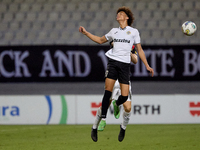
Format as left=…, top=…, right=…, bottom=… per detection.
left=0, top=124, right=200, bottom=150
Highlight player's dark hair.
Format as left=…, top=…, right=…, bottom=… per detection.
left=117, top=6, right=134, bottom=26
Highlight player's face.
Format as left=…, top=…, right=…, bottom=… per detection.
left=116, top=11, right=128, bottom=21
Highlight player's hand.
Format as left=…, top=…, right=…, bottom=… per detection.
left=146, top=66, right=154, bottom=77
left=79, top=26, right=87, bottom=35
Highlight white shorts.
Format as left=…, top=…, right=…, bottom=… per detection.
left=110, top=80, right=132, bottom=101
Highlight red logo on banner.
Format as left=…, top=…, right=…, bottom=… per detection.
left=91, top=102, right=102, bottom=116
left=189, top=102, right=200, bottom=116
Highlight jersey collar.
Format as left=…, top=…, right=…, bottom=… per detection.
left=119, top=26, right=130, bottom=30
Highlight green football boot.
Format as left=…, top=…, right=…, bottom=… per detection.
left=97, top=120, right=106, bottom=131
left=113, top=100, right=120, bottom=119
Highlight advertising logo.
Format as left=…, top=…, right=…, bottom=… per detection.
left=0, top=106, right=20, bottom=121
left=133, top=105, right=161, bottom=115
left=45, top=95, right=68, bottom=124
left=189, top=102, right=200, bottom=116
left=91, top=102, right=101, bottom=116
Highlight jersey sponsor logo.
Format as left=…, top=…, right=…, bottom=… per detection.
left=113, top=38, right=130, bottom=43
left=189, top=102, right=200, bottom=116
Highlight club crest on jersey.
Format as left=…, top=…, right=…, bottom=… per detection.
left=127, top=31, right=131, bottom=35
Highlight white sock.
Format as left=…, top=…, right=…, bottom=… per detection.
left=102, top=118, right=106, bottom=121
left=93, top=107, right=102, bottom=129
left=121, top=111, right=131, bottom=130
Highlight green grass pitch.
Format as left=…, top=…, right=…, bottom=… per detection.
left=0, top=124, right=200, bottom=150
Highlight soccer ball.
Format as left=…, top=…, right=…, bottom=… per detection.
left=182, top=21, right=197, bottom=36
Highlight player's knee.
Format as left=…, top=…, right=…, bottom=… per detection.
left=124, top=106, right=131, bottom=113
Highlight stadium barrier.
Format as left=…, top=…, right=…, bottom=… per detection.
left=0, top=94, right=200, bottom=124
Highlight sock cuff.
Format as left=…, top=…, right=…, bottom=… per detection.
left=123, top=111, right=131, bottom=117
left=104, top=90, right=112, bottom=96
left=116, top=95, right=128, bottom=106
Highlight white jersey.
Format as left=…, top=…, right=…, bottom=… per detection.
left=105, top=26, right=140, bottom=63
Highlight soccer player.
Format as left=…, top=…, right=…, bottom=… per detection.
left=79, top=6, right=154, bottom=142
left=95, top=45, right=138, bottom=142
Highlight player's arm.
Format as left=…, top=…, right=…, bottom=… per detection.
left=131, top=53, right=137, bottom=64
left=131, top=45, right=137, bottom=64
left=135, top=43, right=154, bottom=77
left=79, top=26, right=108, bottom=44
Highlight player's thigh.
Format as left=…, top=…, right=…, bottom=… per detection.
left=123, top=101, right=131, bottom=112
left=120, top=83, right=129, bottom=96
left=105, top=78, right=116, bottom=91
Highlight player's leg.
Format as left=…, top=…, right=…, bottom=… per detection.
left=91, top=106, right=101, bottom=142
left=93, top=106, right=102, bottom=129
left=118, top=101, right=131, bottom=142
left=91, top=59, right=118, bottom=141
left=91, top=78, right=115, bottom=142
left=113, top=83, right=129, bottom=119
left=98, top=81, right=121, bottom=131
left=101, top=78, right=115, bottom=118
left=97, top=100, right=112, bottom=131
left=113, top=61, right=130, bottom=119
left=118, top=85, right=132, bottom=142
left=122, top=101, right=131, bottom=129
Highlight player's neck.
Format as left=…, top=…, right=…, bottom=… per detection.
left=118, top=21, right=128, bottom=29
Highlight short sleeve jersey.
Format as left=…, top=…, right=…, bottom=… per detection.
left=105, top=26, right=140, bottom=63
